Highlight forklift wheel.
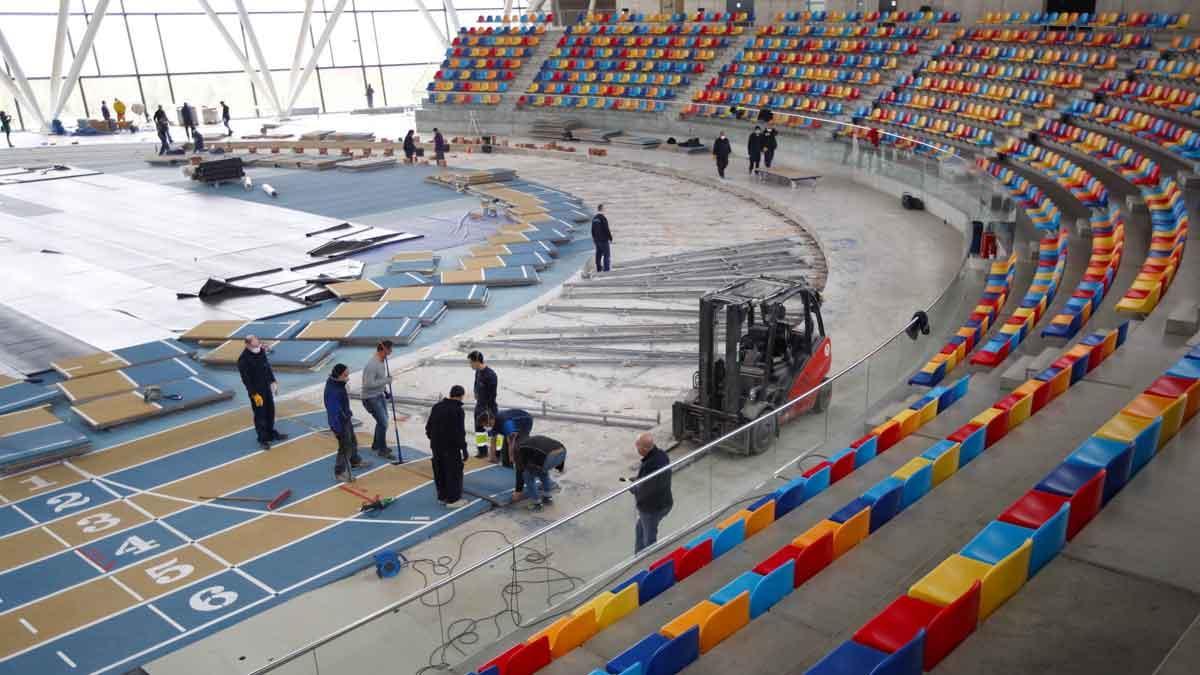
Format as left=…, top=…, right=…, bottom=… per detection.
left=812, top=379, right=832, bottom=414
left=745, top=404, right=777, bottom=455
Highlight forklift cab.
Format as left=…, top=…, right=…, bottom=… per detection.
left=673, top=276, right=832, bottom=455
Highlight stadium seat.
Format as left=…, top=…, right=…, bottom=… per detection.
left=805, top=630, right=924, bottom=675
left=910, top=540, right=1031, bottom=620
left=854, top=582, right=979, bottom=670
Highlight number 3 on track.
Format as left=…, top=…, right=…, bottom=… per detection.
left=189, top=586, right=238, bottom=612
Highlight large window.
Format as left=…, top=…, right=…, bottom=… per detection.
left=0, top=1, right=515, bottom=130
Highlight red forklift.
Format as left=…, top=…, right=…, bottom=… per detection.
left=672, top=276, right=832, bottom=455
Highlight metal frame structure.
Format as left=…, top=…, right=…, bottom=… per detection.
left=0, top=0, right=526, bottom=131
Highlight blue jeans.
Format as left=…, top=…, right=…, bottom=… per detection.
left=523, top=450, right=564, bottom=502
left=361, top=395, right=389, bottom=452
left=594, top=240, right=611, bottom=272
left=635, top=505, right=672, bottom=553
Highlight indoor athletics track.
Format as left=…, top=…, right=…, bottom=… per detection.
left=0, top=401, right=514, bottom=675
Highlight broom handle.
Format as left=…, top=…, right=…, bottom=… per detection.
left=201, top=495, right=271, bottom=503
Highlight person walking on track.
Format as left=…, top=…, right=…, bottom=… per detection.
left=237, top=336, right=287, bottom=450
left=591, top=204, right=613, bottom=273
left=713, top=131, right=731, bottom=179
left=747, top=126, right=764, bottom=175
left=764, top=127, right=778, bottom=168
left=220, top=101, right=232, bottom=136
left=426, top=385, right=469, bottom=508
left=325, top=363, right=370, bottom=482
left=469, top=350, right=498, bottom=459
left=361, top=340, right=397, bottom=460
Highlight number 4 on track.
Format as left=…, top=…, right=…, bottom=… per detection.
left=116, top=535, right=159, bottom=557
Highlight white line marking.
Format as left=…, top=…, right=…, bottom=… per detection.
left=72, top=548, right=109, bottom=575
left=177, top=358, right=199, bottom=377
left=56, top=650, right=76, bottom=668
left=10, top=503, right=37, bottom=524
left=109, top=576, right=144, bottom=603
left=19, top=618, right=37, bottom=634
left=147, top=603, right=185, bottom=633
left=232, top=567, right=277, bottom=596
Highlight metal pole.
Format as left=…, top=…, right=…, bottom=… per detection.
left=504, top=0, right=514, bottom=19
left=285, top=0, right=352, bottom=115
left=412, top=0, right=451, bottom=50
left=50, top=0, right=111, bottom=123
left=49, top=0, right=72, bottom=118
left=0, top=29, right=47, bottom=128
left=234, top=0, right=284, bottom=115
left=382, top=356, right=405, bottom=465
left=196, top=0, right=279, bottom=117
left=443, top=0, right=461, bottom=33
left=0, top=71, right=32, bottom=130
left=289, top=0, right=315, bottom=97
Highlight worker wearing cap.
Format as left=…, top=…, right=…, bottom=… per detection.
left=237, top=336, right=287, bottom=450
left=477, top=408, right=533, bottom=468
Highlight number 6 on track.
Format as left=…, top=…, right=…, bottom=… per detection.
left=189, top=585, right=238, bottom=612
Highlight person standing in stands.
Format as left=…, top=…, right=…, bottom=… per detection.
left=403, top=130, right=417, bottom=163
left=631, top=432, right=673, bottom=553
left=220, top=101, right=232, bottom=136
left=325, top=363, right=370, bottom=482
left=764, top=127, right=778, bottom=169
left=426, top=385, right=469, bottom=507
left=180, top=102, right=196, bottom=140
left=366, top=83, right=375, bottom=109
left=747, top=126, right=764, bottom=175
left=511, top=435, right=566, bottom=512
left=591, top=204, right=613, bottom=273
left=477, top=408, right=533, bottom=467
left=153, top=105, right=172, bottom=143
left=1, top=111, right=12, bottom=148
left=469, top=350, right=498, bottom=459
left=113, top=98, right=126, bottom=125
left=433, top=128, right=448, bottom=167
left=237, top=336, right=288, bottom=450
left=361, top=340, right=398, bottom=461
left=100, top=101, right=112, bottom=131
left=712, top=131, right=731, bottom=179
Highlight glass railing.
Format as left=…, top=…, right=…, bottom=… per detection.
left=246, top=118, right=1006, bottom=675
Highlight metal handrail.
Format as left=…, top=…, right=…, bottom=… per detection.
left=247, top=125, right=983, bottom=675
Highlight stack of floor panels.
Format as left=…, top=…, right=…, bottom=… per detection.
left=337, top=157, right=398, bottom=172
left=386, top=251, right=441, bottom=274
left=0, top=405, right=89, bottom=473
left=200, top=340, right=337, bottom=370
left=325, top=300, right=449, bottom=325
left=56, top=357, right=202, bottom=404
left=50, top=339, right=195, bottom=379
left=295, top=318, right=422, bottom=345
left=610, top=134, right=662, bottom=148
left=572, top=128, right=622, bottom=143
left=530, top=117, right=581, bottom=140
left=0, top=374, right=60, bottom=415
left=179, top=320, right=306, bottom=342
left=71, top=376, right=234, bottom=430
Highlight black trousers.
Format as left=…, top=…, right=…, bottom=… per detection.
left=749, top=155, right=761, bottom=173
left=764, top=148, right=775, bottom=168
left=335, top=425, right=361, bottom=474
left=158, top=131, right=170, bottom=155
left=716, top=157, right=728, bottom=177
left=431, top=447, right=464, bottom=502
left=250, top=390, right=276, bottom=443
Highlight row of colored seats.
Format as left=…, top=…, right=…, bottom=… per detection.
left=441, top=58, right=523, bottom=69
left=540, top=58, right=705, bottom=73
left=466, top=377, right=970, bottom=675
left=897, top=74, right=1057, bottom=110
left=981, top=162, right=1065, bottom=229
left=703, top=77, right=862, bottom=99
left=978, top=11, right=1189, bottom=29
left=1043, top=206, right=1125, bottom=340
left=1133, top=56, right=1200, bottom=83
left=954, top=28, right=1153, bottom=49
left=1036, top=119, right=1163, bottom=187
left=921, top=58, right=1084, bottom=89
left=527, top=82, right=676, bottom=100
left=721, top=65, right=880, bottom=86
left=445, top=46, right=533, bottom=58
left=997, top=138, right=1109, bottom=208
left=878, top=90, right=1025, bottom=127
left=535, top=71, right=687, bottom=86
left=459, top=24, right=546, bottom=36
left=476, top=13, right=553, bottom=23
left=679, top=103, right=825, bottom=129
left=452, top=35, right=540, bottom=47
left=549, top=47, right=717, bottom=61
left=724, top=54, right=899, bottom=73
left=755, top=24, right=940, bottom=40
left=910, top=253, right=1018, bottom=387
left=1065, top=99, right=1200, bottom=161
left=429, top=93, right=502, bottom=105
left=1095, top=78, right=1200, bottom=117
left=742, top=39, right=920, bottom=55
left=558, top=35, right=729, bottom=49
left=433, top=69, right=515, bottom=81
left=571, top=23, right=744, bottom=37
left=867, top=107, right=997, bottom=147
left=705, top=91, right=845, bottom=115
left=517, top=95, right=667, bottom=112
left=834, top=127, right=957, bottom=160
left=934, top=43, right=1119, bottom=70
left=774, top=10, right=960, bottom=23
left=428, top=81, right=510, bottom=93
left=1172, top=35, right=1200, bottom=53
left=819, top=336, right=1196, bottom=675
left=581, top=11, right=752, bottom=23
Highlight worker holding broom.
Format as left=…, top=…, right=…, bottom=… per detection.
left=326, top=363, right=370, bottom=482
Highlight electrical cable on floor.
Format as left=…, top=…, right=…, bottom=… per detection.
left=414, top=490, right=779, bottom=674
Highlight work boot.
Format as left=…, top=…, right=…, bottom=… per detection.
left=273, top=432, right=289, bottom=441
left=445, top=499, right=468, bottom=509
left=541, top=495, right=553, bottom=506
left=527, top=502, right=543, bottom=512
left=259, top=441, right=270, bottom=450
left=374, top=447, right=396, bottom=461
left=351, top=459, right=373, bottom=470
left=335, top=471, right=350, bottom=482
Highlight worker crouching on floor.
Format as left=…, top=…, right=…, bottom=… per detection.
left=511, top=435, right=566, bottom=512
left=325, top=363, right=371, bottom=482
left=426, top=385, right=469, bottom=509
left=477, top=408, right=534, bottom=468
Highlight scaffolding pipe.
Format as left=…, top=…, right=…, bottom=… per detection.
left=388, top=395, right=660, bottom=428
left=235, top=0, right=284, bottom=115
left=197, top=0, right=280, bottom=117
left=48, top=0, right=71, bottom=117
left=285, top=0, right=352, bottom=115
left=539, top=305, right=695, bottom=316
left=504, top=322, right=698, bottom=335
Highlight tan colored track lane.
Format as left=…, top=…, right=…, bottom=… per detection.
left=0, top=406, right=60, bottom=437
left=113, top=544, right=226, bottom=600
left=51, top=351, right=130, bottom=379
left=59, top=370, right=138, bottom=402
left=0, top=528, right=72, bottom=571
left=0, top=464, right=84, bottom=502
left=381, top=287, right=434, bottom=302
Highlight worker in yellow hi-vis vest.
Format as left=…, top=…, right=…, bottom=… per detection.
left=469, top=350, right=498, bottom=459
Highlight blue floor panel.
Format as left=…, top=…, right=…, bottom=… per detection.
left=0, top=505, right=33, bottom=538
left=0, top=606, right=180, bottom=675
left=0, top=551, right=99, bottom=609
left=16, top=480, right=118, bottom=524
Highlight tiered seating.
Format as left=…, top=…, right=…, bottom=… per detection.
left=528, top=81, right=676, bottom=99
left=742, top=39, right=920, bottom=57
left=922, top=59, right=1084, bottom=90
left=577, top=14, right=746, bottom=35
left=679, top=103, right=825, bottom=129
left=978, top=11, right=1189, bottom=29
left=878, top=90, right=1025, bottom=127
left=727, top=54, right=898, bottom=72
left=522, top=95, right=667, bottom=112
left=934, top=43, right=1119, bottom=70
left=867, top=107, right=996, bottom=147
left=693, top=88, right=846, bottom=115
left=1043, top=206, right=1125, bottom=339
left=824, top=340, right=1199, bottom=675
left=896, top=74, right=1056, bottom=109
left=773, top=10, right=960, bottom=24
left=704, top=76, right=864, bottom=100
left=470, top=376, right=972, bottom=675
left=1172, top=35, right=1200, bottom=53
left=1035, top=119, right=1190, bottom=315
left=475, top=12, right=554, bottom=24
left=1095, top=78, right=1200, bottom=118
left=1065, top=100, right=1200, bottom=162
left=430, top=23, right=546, bottom=104
left=1134, top=56, right=1200, bottom=84
left=910, top=254, right=1018, bottom=387
left=757, top=24, right=940, bottom=40
left=954, top=28, right=1153, bottom=50
left=833, top=127, right=957, bottom=160
left=998, top=138, right=1109, bottom=208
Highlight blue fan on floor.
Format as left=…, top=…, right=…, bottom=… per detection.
left=374, top=550, right=408, bottom=578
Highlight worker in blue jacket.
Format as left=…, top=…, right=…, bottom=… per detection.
left=325, top=363, right=370, bottom=481
left=477, top=408, right=533, bottom=468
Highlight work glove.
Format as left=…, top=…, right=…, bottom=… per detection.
left=251, top=393, right=264, bottom=407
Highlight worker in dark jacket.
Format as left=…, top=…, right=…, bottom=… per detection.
left=591, top=204, right=613, bottom=273
left=631, top=432, right=673, bottom=552
left=325, top=363, right=368, bottom=481
left=469, top=350, right=498, bottom=458
left=433, top=127, right=448, bottom=166
left=153, top=105, right=172, bottom=143
left=478, top=408, right=533, bottom=468
left=512, top=435, right=566, bottom=512
left=403, top=130, right=417, bottom=163
left=712, top=131, right=731, bottom=179
left=764, top=127, right=778, bottom=168
left=747, top=126, right=764, bottom=175
left=180, top=102, right=196, bottom=140
left=237, top=335, right=287, bottom=450
left=220, top=101, right=232, bottom=135
left=426, top=385, right=469, bottom=507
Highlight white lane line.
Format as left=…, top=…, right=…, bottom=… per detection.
left=10, top=503, right=37, bottom=524
left=56, top=650, right=76, bottom=668
left=231, top=568, right=277, bottom=596
left=147, top=603, right=185, bottom=633
left=18, top=618, right=37, bottom=634
left=109, top=576, right=144, bottom=603
left=72, top=548, right=109, bottom=575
